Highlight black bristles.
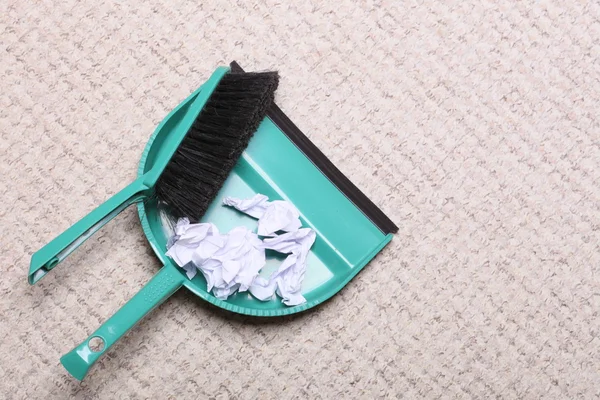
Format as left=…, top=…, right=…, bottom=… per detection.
left=154, top=71, right=279, bottom=222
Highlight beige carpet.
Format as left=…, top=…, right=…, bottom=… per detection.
left=2, top=0, right=599, bottom=398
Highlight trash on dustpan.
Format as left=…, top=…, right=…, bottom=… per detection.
left=166, top=194, right=314, bottom=306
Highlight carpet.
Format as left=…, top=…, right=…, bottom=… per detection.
left=1, top=0, right=599, bottom=398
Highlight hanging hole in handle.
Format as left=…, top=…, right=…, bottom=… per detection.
left=88, top=336, right=105, bottom=352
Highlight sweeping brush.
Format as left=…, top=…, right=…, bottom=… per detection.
left=29, top=67, right=279, bottom=284
left=155, top=71, right=279, bottom=220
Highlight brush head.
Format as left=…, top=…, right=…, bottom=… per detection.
left=154, top=70, right=279, bottom=222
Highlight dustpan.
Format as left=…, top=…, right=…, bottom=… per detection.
left=57, top=61, right=397, bottom=380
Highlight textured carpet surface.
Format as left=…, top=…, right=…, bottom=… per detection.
left=2, top=0, right=600, bottom=398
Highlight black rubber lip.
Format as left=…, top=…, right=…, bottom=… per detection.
left=230, top=61, right=398, bottom=235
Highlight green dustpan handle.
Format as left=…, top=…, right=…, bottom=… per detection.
left=60, top=263, right=185, bottom=381
left=28, top=177, right=149, bottom=284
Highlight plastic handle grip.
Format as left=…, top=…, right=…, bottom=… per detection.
left=28, top=177, right=149, bottom=284
left=60, top=263, right=185, bottom=381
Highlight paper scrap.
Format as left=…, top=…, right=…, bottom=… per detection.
left=166, top=218, right=223, bottom=279
left=249, top=228, right=316, bottom=306
left=223, top=194, right=302, bottom=236
left=166, top=219, right=265, bottom=299
left=166, top=195, right=315, bottom=306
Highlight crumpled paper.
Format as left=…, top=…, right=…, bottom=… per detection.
left=165, top=195, right=315, bottom=306
left=223, top=194, right=302, bottom=236
left=166, top=218, right=223, bottom=277
left=166, top=218, right=265, bottom=300
left=249, top=228, right=316, bottom=306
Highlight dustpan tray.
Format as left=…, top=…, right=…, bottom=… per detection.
left=139, top=114, right=393, bottom=316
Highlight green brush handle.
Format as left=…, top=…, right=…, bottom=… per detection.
left=28, top=68, right=229, bottom=285
left=60, top=263, right=185, bottom=381
left=28, top=177, right=149, bottom=284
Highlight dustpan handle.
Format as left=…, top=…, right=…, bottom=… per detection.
left=60, top=263, right=185, bottom=381
left=28, top=177, right=150, bottom=284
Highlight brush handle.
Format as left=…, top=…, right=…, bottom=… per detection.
left=28, top=177, right=149, bottom=284
left=60, top=263, right=185, bottom=381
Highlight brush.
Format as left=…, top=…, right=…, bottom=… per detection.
left=29, top=67, right=279, bottom=284
left=155, top=71, right=279, bottom=220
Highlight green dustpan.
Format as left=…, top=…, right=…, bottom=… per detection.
left=55, top=62, right=397, bottom=380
